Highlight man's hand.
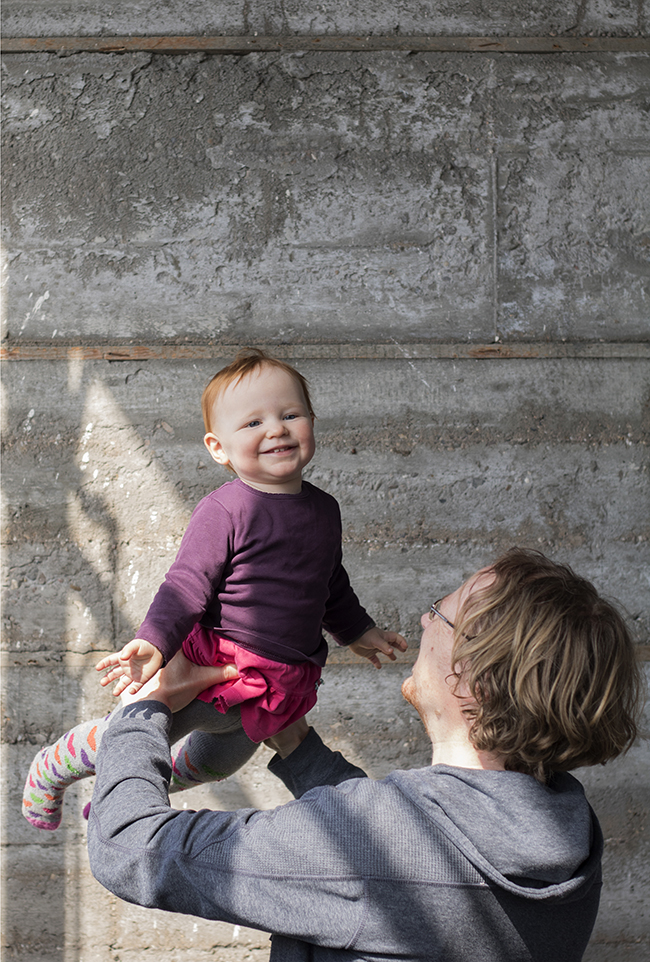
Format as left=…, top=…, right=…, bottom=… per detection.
left=120, top=651, right=239, bottom=713
left=264, top=717, right=310, bottom=758
left=348, top=627, right=407, bottom=669
left=96, top=639, right=164, bottom=696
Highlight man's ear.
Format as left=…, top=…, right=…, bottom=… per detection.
left=204, top=433, right=230, bottom=466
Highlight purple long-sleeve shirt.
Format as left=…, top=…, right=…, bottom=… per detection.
left=137, top=479, right=374, bottom=667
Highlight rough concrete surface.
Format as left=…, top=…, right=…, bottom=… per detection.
left=2, top=51, right=649, bottom=342
left=2, top=4, right=649, bottom=961
left=2, top=0, right=648, bottom=39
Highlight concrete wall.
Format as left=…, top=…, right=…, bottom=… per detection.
left=2, top=0, right=649, bottom=38
left=2, top=3, right=649, bottom=960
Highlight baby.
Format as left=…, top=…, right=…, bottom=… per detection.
left=23, top=349, right=406, bottom=830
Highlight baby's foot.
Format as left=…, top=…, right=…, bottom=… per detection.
left=22, top=722, right=100, bottom=830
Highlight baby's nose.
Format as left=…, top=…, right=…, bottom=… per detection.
left=267, top=418, right=287, bottom=435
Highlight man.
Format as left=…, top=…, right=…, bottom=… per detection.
left=88, top=548, right=642, bottom=961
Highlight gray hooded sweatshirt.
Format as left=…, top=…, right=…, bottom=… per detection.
left=88, top=703, right=602, bottom=962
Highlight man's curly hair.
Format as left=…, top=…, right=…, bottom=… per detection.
left=452, top=548, right=643, bottom=781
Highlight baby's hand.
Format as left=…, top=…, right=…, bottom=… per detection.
left=348, top=627, right=407, bottom=669
left=95, top=639, right=164, bottom=697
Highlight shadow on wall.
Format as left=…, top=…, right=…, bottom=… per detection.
left=2, top=360, right=273, bottom=960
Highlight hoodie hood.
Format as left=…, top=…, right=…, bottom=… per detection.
left=390, top=765, right=602, bottom=899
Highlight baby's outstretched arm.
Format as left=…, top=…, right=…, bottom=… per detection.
left=96, top=639, right=164, bottom=696
left=348, top=626, right=407, bottom=669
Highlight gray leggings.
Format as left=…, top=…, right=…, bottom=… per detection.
left=166, top=700, right=259, bottom=790
left=169, top=697, right=247, bottom=740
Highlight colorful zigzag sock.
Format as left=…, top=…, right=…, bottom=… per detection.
left=22, top=717, right=107, bottom=830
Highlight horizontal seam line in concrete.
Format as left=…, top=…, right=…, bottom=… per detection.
left=3, top=649, right=649, bottom=666
left=1, top=36, right=650, bottom=55
left=1, top=342, right=649, bottom=361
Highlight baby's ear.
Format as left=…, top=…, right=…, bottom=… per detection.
left=204, top=433, right=230, bottom=466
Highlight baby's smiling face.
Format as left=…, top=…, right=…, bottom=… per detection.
left=204, top=364, right=316, bottom=494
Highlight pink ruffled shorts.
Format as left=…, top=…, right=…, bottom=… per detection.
left=182, top=624, right=322, bottom=743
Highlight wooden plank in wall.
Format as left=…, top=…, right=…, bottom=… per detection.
left=2, top=36, right=650, bottom=55
left=1, top=342, right=648, bottom=362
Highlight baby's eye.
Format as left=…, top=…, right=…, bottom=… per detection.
left=246, top=419, right=261, bottom=428
left=283, top=414, right=297, bottom=421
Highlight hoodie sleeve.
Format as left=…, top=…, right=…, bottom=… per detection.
left=268, top=727, right=366, bottom=797
left=87, top=703, right=369, bottom=944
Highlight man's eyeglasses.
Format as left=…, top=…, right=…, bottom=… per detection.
left=429, top=600, right=456, bottom=631
left=429, top=600, right=474, bottom=641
